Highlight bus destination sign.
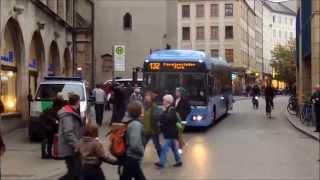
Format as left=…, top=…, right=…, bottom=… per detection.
left=146, top=62, right=204, bottom=72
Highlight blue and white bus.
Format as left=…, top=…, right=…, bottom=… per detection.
left=143, top=50, right=233, bottom=127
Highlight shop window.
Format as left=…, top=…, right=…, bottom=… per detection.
left=196, top=4, right=205, bottom=18
left=182, top=5, right=190, bottom=18
left=1, top=70, right=17, bottom=112
left=210, top=4, right=219, bottom=17
left=225, top=4, right=233, bottom=16
left=225, top=49, right=234, bottom=63
left=225, top=26, right=233, bottom=39
left=123, top=13, right=132, bottom=30
left=182, top=27, right=190, bottom=40
left=196, top=26, right=205, bottom=40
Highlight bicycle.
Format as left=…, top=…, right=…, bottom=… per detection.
left=287, top=95, right=299, bottom=116
left=300, top=101, right=313, bottom=126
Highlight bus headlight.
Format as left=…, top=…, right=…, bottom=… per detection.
left=192, top=115, right=204, bottom=121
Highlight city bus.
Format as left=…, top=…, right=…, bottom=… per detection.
left=143, top=50, right=233, bottom=127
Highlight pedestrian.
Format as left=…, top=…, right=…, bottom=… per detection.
left=264, top=82, right=275, bottom=118
left=110, top=83, right=127, bottom=124
left=41, top=96, right=65, bottom=159
left=78, top=122, right=117, bottom=180
left=130, top=88, right=143, bottom=102
left=174, top=87, right=191, bottom=151
left=58, top=93, right=83, bottom=180
left=103, top=82, right=113, bottom=111
left=92, top=84, right=107, bottom=126
left=311, top=84, right=320, bottom=132
left=120, top=101, right=146, bottom=180
left=155, top=94, right=182, bottom=168
left=143, top=91, right=162, bottom=158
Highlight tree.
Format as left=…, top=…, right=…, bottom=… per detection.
left=270, top=40, right=296, bottom=86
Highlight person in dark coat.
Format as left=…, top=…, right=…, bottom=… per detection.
left=264, top=82, right=275, bottom=118
left=41, top=96, right=65, bottom=159
left=174, top=87, right=191, bottom=150
left=155, top=95, right=182, bottom=168
left=110, top=84, right=127, bottom=124
left=311, top=84, right=320, bottom=132
left=175, top=87, right=191, bottom=121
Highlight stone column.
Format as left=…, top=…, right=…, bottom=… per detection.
left=311, top=0, right=320, bottom=90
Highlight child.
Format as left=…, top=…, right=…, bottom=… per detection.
left=78, top=122, right=117, bottom=180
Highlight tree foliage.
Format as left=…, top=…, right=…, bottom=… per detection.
left=270, top=40, right=296, bottom=86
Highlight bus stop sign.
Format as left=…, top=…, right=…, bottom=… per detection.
left=114, top=45, right=125, bottom=72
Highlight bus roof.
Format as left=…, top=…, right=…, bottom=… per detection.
left=145, top=49, right=230, bottom=69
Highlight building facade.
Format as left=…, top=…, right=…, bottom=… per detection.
left=262, top=0, right=296, bottom=76
left=94, top=0, right=178, bottom=83
left=296, top=0, right=320, bottom=103
left=177, top=0, right=263, bottom=94
left=0, top=0, right=93, bottom=133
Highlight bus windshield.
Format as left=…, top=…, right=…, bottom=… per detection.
left=145, top=73, right=207, bottom=105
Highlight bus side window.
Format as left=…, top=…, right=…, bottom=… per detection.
left=207, top=75, right=214, bottom=96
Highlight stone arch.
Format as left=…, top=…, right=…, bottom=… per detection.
left=1, top=17, right=25, bottom=113
left=29, top=31, right=45, bottom=96
left=63, top=48, right=72, bottom=76
left=48, top=41, right=61, bottom=76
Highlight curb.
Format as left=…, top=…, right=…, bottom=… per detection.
left=284, top=112, right=320, bottom=141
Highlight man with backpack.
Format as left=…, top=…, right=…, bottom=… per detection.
left=109, top=101, right=145, bottom=180
left=120, top=101, right=145, bottom=180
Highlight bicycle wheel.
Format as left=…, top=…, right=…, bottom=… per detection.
left=287, top=103, right=297, bottom=116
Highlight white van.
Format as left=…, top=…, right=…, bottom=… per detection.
left=28, top=77, right=88, bottom=141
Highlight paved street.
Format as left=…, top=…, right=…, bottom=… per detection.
left=2, top=97, right=319, bottom=180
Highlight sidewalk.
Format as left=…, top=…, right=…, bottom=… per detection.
left=284, top=112, right=320, bottom=141
left=1, top=128, right=65, bottom=180
left=1, top=108, right=112, bottom=180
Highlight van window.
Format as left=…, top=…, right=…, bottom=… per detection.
left=35, top=84, right=85, bottom=101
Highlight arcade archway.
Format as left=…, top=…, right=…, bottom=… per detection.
left=29, top=31, right=45, bottom=97
left=0, top=18, right=25, bottom=112
left=48, top=41, right=60, bottom=76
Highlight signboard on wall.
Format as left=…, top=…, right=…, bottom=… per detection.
left=113, top=45, right=125, bottom=72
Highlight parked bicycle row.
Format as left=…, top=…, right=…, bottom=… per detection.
left=287, top=85, right=320, bottom=132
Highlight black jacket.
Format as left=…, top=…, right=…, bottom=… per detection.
left=175, top=97, right=191, bottom=121
left=264, top=86, right=275, bottom=99
left=160, top=106, right=179, bottom=139
left=311, top=91, right=320, bottom=106
left=40, top=108, right=60, bottom=135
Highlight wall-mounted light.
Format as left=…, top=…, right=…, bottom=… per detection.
left=77, top=66, right=83, bottom=71
left=54, top=31, right=60, bottom=39
left=13, top=5, right=24, bottom=15
left=37, top=21, right=46, bottom=30
left=67, top=41, right=72, bottom=46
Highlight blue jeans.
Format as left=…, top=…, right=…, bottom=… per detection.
left=144, top=134, right=161, bottom=158
left=159, top=139, right=181, bottom=166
